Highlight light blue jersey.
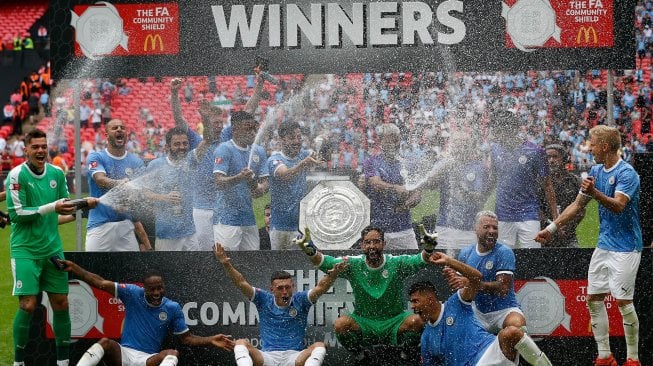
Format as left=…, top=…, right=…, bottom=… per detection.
left=589, top=160, right=642, bottom=252
left=491, top=141, right=549, bottom=222
left=252, top=288, right=313, bottom=352
left=213, top=140, right=268, bottom=226
left=117, top=283, right=188, bottom=355
left=86, top=149, right=144, bottom=229
left=458, top=243, right=519, bottom=314
left=188, top=142, right=220, bottom=210
left=267, top=150, right=310, bottom=231
left=146, top=157, right=195, bottom=239
left=421, top=291, right=495, bottom=366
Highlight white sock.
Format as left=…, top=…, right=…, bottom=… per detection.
left=76, top=343, right=104, bottom=366
left=14, top=362, right=25, bottom=366
left=304, top=346, right=327, bottom=366
left=587, top=301, right=611, bottom=358
left=619, top=303, right=639, bottom=361
left=57, top=361, right=69, bottom=366
left=514, top=334, right=551, bottom=366
left=234, top=345, right=253, bottom=366
left=159, top=355, right=178, bottom=366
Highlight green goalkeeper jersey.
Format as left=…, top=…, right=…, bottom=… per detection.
left=319, top=253, right=427, bottom=320
left=6, top=163, right=69, bottom=259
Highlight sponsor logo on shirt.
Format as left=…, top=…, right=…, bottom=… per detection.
left=11, top=183, right=20, bottom=191
left=215, top=157, right=223, bottom=165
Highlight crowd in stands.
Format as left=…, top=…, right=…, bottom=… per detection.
left=3, top=2, right=653, bottom=182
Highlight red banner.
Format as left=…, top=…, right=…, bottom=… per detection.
left=44, top=281, right=129, bottom=339
left=504, top=0, right=613, bottom=50
left=515, top=278, right=623, bottom=337
left=71, top=2, right=180, bottom=58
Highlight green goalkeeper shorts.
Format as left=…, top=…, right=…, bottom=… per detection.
left=349, top=310, right=412, bottom=346
left=11, top=256, right=69, bottom=296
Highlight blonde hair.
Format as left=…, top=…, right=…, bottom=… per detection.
left=589, top=125, right=621, bottom=152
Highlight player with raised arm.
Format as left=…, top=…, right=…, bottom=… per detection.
left=214, top=243, right=347, bottom=366
left=535, top=125, right=642, bottom=366
left=62, top=259, right=234, bottom=366
left=410, top=252, right=552, bottom=366
left=296, top=226, right=437, bottom=363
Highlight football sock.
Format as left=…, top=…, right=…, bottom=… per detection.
left=53, top=309, right=71, bottom=362
left=619, top=303, right=639, bottom=361
left=13, top=308, right=33, bottom=363
left=76, top=343, right=105, bottom=366
left=234, top=344, right=253, bottom=366
left=304, top=346, right=326, bottom=366
left=160, top=355, right=178, bottom=366
left=587, top=301, right=611, bottom=359
left=514, top=334, right=552, bottom=366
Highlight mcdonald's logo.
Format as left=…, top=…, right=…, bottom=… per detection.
left=576, top=26, right=597, bottom=44
left=144, top=34, right=164, bottom=51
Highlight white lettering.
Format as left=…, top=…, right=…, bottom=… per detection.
left=437, top=0, right=465, bottom=45
left=287, top=4, right=323, bottom=47
left=402, top=2, right=434, bottom=45
left=211, top=4, right=265, bottom=47
left=155, top=7, right=170, bottom=17
left=369, top=2, right=398, bottom=46
left=222, top=302, right=245, bottom=325
left=200, top=302, right=220, bottom=326
left=211, top=2, right=466, bottom=48
left=327, top=3, right=365, bottom=46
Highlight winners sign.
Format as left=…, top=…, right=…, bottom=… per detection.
left=50, top=0, right=635, bottom=78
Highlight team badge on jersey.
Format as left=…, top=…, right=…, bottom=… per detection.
left=485, top=261, right=494, bottom=270
left=125, top=168, right=133, bottom=176
left=11, top=183, right=20, bottom=191
left=446, top=316, right=454, bottom=326
left=466, top=172, right=476, bottom=182
left=159, top=312, right=168, bottom=321
left=382, top=269, right=389, bottom=279
left=215, top=157, right=223, bottom=165
left=50, top=180, right=57, bottom=189
left=252, top=155, right=260, bottom=164
left=608, top=176, right=615, bottom=185
left=89, top=161, right=98, bottom=169
left=518, top=155, right=528, bottom=164
left=289, top=307, right=298, bottom=317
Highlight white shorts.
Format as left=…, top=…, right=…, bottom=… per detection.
left=261, top=350, right=301, bottom=366
left=498, top=221, right=541, bottom=249
left=213, top=223, right=259, bottom=250
left=476, top=337, right=519, bottom=366
left=587, top=248, right=641, bottom=300
left=473, top=305, right=524, bottom=334
left=85, top=220, right=139, bottom=252
left=155, top=234, right=197, bottom=251
left=270, top=229, right=300, bottom=250
left=120, top=346, right=153, bottom=366
left=193, top=208, right=215, bottom=251
left=434, top=226, right=477, bottom=249
left=384, top=228, right=418, bottom=250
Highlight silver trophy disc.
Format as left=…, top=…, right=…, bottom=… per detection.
left=300, top=180, right=370, bottom=249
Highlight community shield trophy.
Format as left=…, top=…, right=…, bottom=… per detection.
left=300, top=180, right=370, bottom=249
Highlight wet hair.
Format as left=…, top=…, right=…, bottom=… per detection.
left=408, top=280, right=437, bottom=296
left=361, top=225, right=384, bottom=242
left=278, top=121, right=301, bottom=138
left=142, top=270, right=164, bottom=283
left=25, top=129, right=46, bottom=144
left=231, top=110, right=256, bottom=125
left=475, top=210, right=498, bottom=227
left=589, top=125, right=621, bottom=152
left=545, top=144, right=569, bottom=163
left=270, top=271, right=292, bottom=283
left=165, top=126, right=188, bottom=145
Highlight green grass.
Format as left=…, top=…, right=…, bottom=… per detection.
left=0, top=191, right=598, bottom=364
